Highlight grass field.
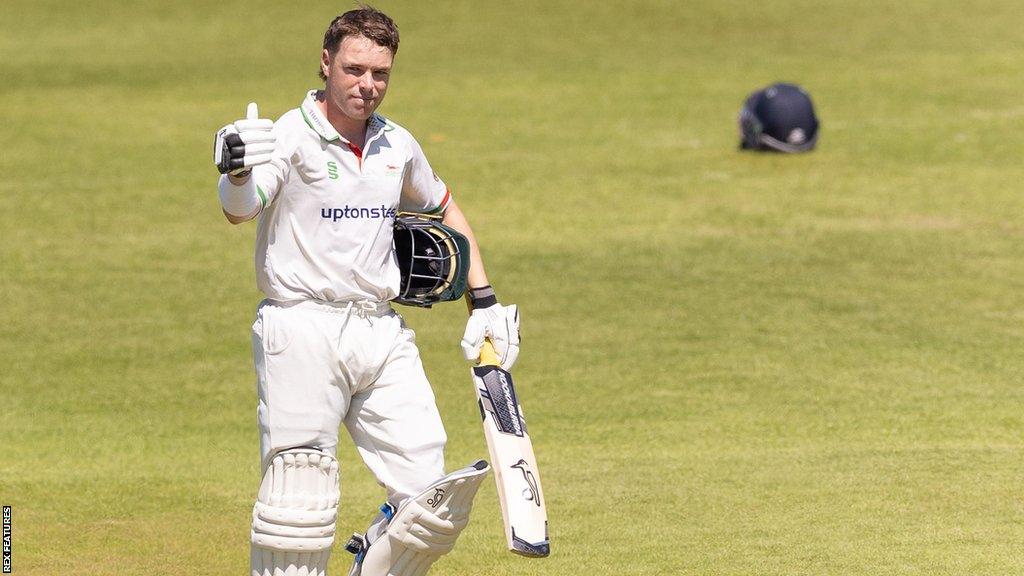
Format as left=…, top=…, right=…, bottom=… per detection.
left=3, top=1, right=1024, bottom=574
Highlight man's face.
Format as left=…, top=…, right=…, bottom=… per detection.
left=321, top=35, right=393, bottom=122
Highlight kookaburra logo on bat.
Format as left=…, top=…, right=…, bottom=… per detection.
left=511, top=459, right=541, bottom=507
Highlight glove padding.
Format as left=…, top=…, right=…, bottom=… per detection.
left=214, top=102, right=275, bottom=175
left=461, top=303, right=520, bottom=371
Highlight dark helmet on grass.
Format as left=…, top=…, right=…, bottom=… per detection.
left=392, top=214, right=470, bottom=307
left=739, top=83, right=819, bottom=153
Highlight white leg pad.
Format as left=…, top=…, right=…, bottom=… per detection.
left=251, top=448, right=341, bottom=576
left=351, top=461, right=490, bottom=576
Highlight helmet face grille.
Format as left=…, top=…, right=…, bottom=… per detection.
left=393, top=216, right=471, bottom=307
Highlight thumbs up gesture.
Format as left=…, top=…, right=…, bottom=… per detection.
left=214, top=102, right=276, bottom=176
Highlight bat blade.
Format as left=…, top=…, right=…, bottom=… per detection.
left=471, top=354, right=549, bottom=557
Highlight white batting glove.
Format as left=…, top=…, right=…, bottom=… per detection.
left=214, top=102, right=275, bottom=176
left=461, top=303, right=520, bottom=371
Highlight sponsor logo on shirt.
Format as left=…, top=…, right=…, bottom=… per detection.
left=321, top=205, right=398, bottom=222
left=327, top=161, right=339, bottom=180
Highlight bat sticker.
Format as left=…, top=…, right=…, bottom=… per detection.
left=474, top=366, right=527, bottom=436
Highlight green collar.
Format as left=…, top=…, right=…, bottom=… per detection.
left=301, top=90, right=341, bottom=142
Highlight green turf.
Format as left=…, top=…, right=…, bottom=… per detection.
left=3, top=1, right=1024, bottom=574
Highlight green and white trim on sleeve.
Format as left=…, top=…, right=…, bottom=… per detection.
left=218, top=176, right=269, bottom=218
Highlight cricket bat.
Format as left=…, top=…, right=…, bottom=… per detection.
left=471, top=340, right=550, bottom=557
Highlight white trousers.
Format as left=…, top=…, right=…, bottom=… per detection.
left=252, top=299, right=447, bottom=502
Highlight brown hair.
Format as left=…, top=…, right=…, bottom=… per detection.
left=319, top=6, right=400, bottom=81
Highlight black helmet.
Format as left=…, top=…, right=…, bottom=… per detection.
left=392, top=214, right=471, bottom=307
left=739, top=83, right=819, bottom=153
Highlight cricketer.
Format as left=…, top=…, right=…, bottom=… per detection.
left=212, top=7, right=521, bottom=575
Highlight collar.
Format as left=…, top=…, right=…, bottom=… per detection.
left=301, top=90, right=388, bottom=144
left=365, top=114, right=388, bottom=140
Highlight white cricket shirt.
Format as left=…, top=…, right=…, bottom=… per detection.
left=247, top=90, right=451, bottom=303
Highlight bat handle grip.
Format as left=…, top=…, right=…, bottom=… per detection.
left=478, top=339, right=500, bottom=367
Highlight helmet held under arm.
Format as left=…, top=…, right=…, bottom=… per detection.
left=392, top=214, right=471, bottom=307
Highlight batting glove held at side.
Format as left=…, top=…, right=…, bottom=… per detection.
left=214, top=102, right=275, bottom=176
left=461, top=303, right=520, bottom=371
